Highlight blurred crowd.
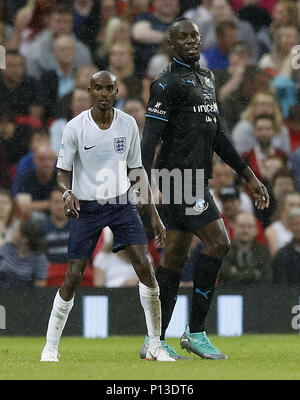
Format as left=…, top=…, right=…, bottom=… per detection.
left=0, top=0, right=300, bottom=289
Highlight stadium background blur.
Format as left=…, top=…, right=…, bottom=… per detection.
left=1, top=0, right=300, bottom=292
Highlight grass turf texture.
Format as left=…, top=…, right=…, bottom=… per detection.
left=0, top=335, right=299, bottom=380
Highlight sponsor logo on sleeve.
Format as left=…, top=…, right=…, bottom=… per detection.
left=147, top=101, right=167, bottom=116
left=159, top=83, right=168, bottom=90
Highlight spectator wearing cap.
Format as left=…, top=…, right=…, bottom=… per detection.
left=219, top=185, right=266, bottom=244
left=273, top=207, right=300, bottom=286
left=220, top=211, right=272, bottom=285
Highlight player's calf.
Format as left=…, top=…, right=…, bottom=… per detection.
left=60, top=259, right=88, bottom=300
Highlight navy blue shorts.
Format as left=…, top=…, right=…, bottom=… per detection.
left=68, top=200, right=148, bottom=259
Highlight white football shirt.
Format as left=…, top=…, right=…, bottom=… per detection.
left=57, top=108, right=142, bottom=201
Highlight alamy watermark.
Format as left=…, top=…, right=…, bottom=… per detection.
left=0, top=305, right=6, bottom=330
left=0, top=45, right=6, bottom=70
left=94, top=163, right=207, bottom=216
left=291, top=45, right=300, bottom=70
left=291, top=305, right=300, bottom=331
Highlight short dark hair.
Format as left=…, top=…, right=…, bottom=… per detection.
left=216, top=21, right=237, bottom=36
left=168, top=17, right=198, bottom=39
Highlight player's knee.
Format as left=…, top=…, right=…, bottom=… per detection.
left=215, top=239, right=231, bottom=258
left=131, top=251, right=149, bottom=269
left=206, top=237, right=231, bottom=259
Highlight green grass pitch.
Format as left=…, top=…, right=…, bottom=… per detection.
left=0, top=335, right=299, bottom=380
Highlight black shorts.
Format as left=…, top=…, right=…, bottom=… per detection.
left=158, top=185, right=221, bottom=234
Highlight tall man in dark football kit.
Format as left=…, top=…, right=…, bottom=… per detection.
left=140, top=18, right=270, bottom=360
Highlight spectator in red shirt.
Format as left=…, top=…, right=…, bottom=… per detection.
left=219, top=185, right=266, bottom=245
left=242, top=114, right=287, bottom=181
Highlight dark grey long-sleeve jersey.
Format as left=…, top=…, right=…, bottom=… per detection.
left=141, top=58, right=248, bottom=182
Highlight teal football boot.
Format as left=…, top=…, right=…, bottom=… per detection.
left=180, top=325, right=228, bottom=360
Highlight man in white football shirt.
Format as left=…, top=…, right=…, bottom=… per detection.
left=41, top=71, right=175, bottom=362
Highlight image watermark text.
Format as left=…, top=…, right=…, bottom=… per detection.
left=0, top=45, right=6, bottom=69
left=0, top=305, right=6, bottom=330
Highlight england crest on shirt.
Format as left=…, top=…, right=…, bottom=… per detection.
left=114, top=137, right=126, bottom=154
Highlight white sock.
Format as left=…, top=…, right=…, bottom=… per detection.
left=139, top=282, right=161, bottom=348
left=45, top=290, right=74, bottom=350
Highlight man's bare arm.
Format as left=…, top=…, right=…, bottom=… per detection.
left=57, top=168, right=80, bottom=219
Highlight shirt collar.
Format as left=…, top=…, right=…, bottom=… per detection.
left=173, top=57, right=192, bottom=69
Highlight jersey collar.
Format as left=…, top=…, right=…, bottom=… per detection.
left=172, top=57, right=202, bottom=73
left=173, top=57, right=192, bottom=69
